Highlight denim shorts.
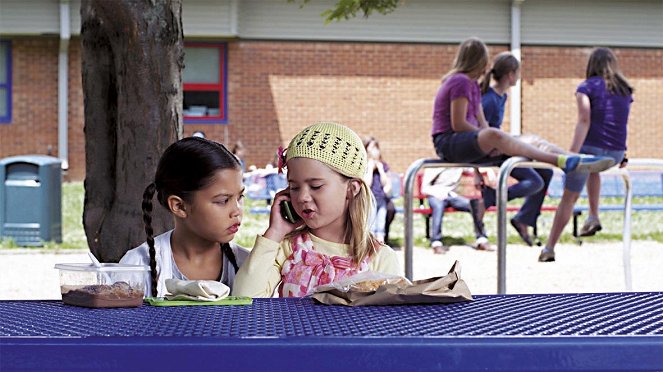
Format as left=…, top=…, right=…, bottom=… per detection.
left=564, top=145, right=625, bottom=193
left=433, top=131, right=508, bottom=165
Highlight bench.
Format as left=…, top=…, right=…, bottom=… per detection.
left=393, top=170, right=556, bottom=242
left=244, top=171, right=287, bottom=214
left=546, top=168, right=663, bottom=239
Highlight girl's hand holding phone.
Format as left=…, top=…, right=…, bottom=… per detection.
left=279, top=200, right=301, bottom=224
left=263, top=190, right=303, bottom=242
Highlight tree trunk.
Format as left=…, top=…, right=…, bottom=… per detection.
left=81, top=0, right=183, bottom=262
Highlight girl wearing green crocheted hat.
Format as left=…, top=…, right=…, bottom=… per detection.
left=232, top=122, right=401, bottom=298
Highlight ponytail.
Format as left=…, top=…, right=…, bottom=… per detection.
left=142, top=182, right=158, bottom=298
left=481, top=52, right=521, bottom=95
left=480, top=69, right=494, bottom=94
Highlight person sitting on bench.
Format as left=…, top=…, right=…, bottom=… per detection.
left=422, top=168, right=491, bottom=253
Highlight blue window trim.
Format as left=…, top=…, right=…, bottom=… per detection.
left=0, top=40, right=11, bottom=124
left=183, top=41, right=228, bottom=125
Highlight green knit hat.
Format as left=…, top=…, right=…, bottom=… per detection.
left=284, top=122, right=367, bottom=179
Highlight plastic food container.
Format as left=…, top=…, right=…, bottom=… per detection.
left=54, top=263, right=149, bottom=308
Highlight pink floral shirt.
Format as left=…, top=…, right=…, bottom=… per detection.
left=279, top=233, right=369, bottom=297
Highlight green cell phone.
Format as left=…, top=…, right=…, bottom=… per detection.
left=280, top=200, right=301, bottom=224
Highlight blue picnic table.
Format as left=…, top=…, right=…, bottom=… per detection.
left=2, top=292, right=662, bottom=371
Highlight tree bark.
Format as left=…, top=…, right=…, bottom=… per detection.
left=81, top=0, right=183, bottom=262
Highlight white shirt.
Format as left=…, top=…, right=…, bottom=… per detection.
left=421, top=168, right=463, bottom=200
left=119, top=230, right=249, bottom=297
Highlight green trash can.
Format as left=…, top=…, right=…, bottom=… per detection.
left=0, top=155, right=62, bottom=246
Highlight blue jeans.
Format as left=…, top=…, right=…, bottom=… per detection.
left=428, top=195, right=471, bottom=242
left=482, top=167, right=554, bottom=227
left=564, top=145, right=625, bottom=192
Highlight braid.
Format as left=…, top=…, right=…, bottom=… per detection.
left=221, top=243, right=239, bottom=273
left=142, top=183, right=158, bottom=297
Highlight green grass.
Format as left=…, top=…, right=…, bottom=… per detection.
left=2, top=182, right=662, bottom=250
left=0, top=182, right=88, bottom=250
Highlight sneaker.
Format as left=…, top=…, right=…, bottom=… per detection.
left=538, top=249, right=555, bottom=262
left=510, top=218, right=533, bottom=246
left=474, top=237, right=495, bottom=251
left=579, top=218, right=602, bottom=237
left=431, top=240, right=446, bottom=254
left=562, top=155, right=615, bottom=174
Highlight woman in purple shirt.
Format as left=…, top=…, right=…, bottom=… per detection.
left=539, top=48, right=633, bottom=262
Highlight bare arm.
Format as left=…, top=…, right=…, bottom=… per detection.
left=570, top=93, right=591, bottom=153
left=450, top=98, right=479, bottom=133
left=476, top=102, right=489, bottom=130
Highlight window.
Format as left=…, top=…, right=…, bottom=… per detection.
left=0, top=40, right=11, bottom=124
left=183, top=43, right=227, bottom=123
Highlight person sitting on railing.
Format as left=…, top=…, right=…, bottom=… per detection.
left=431, top=38, right=615, bottom=192
left=421, top=168, right=491, bottom=253
left=431, top=38, right=616, bottom=256
left=540, top=47, right=633, bottom=262
left=475, top=51, right=554, bottom=246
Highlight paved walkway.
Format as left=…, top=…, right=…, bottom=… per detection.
left=1, top=241, right=661, bottom=300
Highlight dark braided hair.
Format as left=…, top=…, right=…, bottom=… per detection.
left=142, top=137, right=242, bottom=297
left=221, top=243, right=239, bottom=273
left=142, top=183, right=158, bottom=297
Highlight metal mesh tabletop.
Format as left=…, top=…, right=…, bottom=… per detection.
left=2, top=292, right=663, bottom=337
left=2, top=293, right=663, bottom=371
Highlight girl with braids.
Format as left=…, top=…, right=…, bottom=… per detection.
left=232, top=122, right=401, bottom=298
left=120, top=137, right=249, bottom=297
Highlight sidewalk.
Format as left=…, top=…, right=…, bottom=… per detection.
left=1, top=241, right=661, bottom=300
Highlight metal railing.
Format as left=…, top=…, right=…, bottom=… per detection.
left=403, top=159, right=495, bottom=280
left=403, top=157, right=663, bottom=294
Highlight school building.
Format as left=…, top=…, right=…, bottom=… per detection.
left=1, top=0, right=662, bottom=180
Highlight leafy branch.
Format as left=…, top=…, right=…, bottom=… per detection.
left=288, top=0, right=401, bottom=23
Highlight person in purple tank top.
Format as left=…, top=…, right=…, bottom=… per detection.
left=539, top=48, right=633, bottom=262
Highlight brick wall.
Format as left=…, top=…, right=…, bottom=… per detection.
left=521, top=46, right=663, bottom=159
left=0, top=37, right=60, bottom=170
left=0, top=37, right=85, bottom=181
left=1, top=38, right=661, bottom=180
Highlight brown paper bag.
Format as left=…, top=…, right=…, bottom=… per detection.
left=311, top=261, right=472, bottom=306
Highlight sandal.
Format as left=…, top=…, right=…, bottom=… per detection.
left=579, top=219, right=602, bottom=237
left=538, top=250, right=555, bottom=262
